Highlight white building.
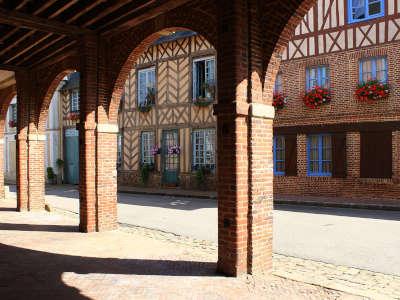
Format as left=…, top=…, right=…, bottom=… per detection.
left=4, top=84, right=63, bottom=183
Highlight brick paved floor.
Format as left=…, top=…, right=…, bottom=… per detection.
left=0, top=199, right=361, bottom=300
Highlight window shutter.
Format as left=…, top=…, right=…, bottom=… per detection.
left=284, top=134, right=297, bottom=176
left=360, top=131, right=392, bottom=178
left=332, top=133, right=347, bottom=178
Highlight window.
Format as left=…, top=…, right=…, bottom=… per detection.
left=192, top=128, right=216, bottom=169
left=306, top=66, right=329, bottom=90
left=274, top=73, right=283, bottom=94
left=359, top=56, right=387, bottom=83
left=137, top=67, right=156, bottom=107
left=307, top=134, right=332, bottom=176
left=117, top=133, right=122, bottom=168
left=10, top=104, right=17, bottom=122
left=70, top=90, right=79, bottom=112
left=193, top=56, right=215, bottom=100
left=273, top=136, right=285, bottom=175
left=141, top=131, right=155, bottom=165
left=348, top=0, right=384, bottom=23
left=360, top=131, right=392, bottom=178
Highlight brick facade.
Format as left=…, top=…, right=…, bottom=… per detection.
left=274, top=1, right=400, bottom=204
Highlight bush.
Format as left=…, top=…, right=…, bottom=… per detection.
left=195, top=167, right=206, bottom=188
left=139, top=164, right=151, bottom=185
left=47, top=167, right=56, bottom=181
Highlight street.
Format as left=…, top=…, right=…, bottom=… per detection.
left=8, top=184, right=400, bottom=276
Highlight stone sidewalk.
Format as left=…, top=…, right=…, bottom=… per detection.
left=1, top=199, right=399, bottom=299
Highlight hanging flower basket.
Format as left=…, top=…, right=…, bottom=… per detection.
left=150, top=145, right=161, bottom=155
left=355, top=80, right=389, bottom=103
left=303, top=86, right=331, bottom=109
left=168, top=145, right=180, bottom=155
left=8, top=120, right=16, bottom=128
left=272, top=92, right=288, bottom=110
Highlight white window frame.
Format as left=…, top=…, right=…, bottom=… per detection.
left=141, top=131, right=155, bottom=165
left=137, top=67, right=156, bottom=107
left=348, top=0, right=384, bottom=23
left=70, top=90, right=79, bottom=112
left=192, top=128, right=216, bottom=170
left=192, top=56, right=216, bottom=100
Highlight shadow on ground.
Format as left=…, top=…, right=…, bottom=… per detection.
left=0, top=242, right=217, bottom=299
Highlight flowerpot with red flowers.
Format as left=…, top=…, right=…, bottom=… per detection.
left=355, top=80, right=389, bottom=103
left=303, top=86, right=331, bottom=109
left=272, top=92, right=288, bottom=110
left=8, top=120, right=16, bottom=128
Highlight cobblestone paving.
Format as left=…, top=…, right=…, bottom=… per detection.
left=121, top=224, right=400, bottom=300
left=0, top=200, right=359, bottom=300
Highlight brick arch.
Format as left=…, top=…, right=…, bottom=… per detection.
left=0, top=84, right=17, bottom=138
left=261, top=0, right=318, bottom=104
left=107, top=6, right=217, bottom=123
left=35, top=55, right=79, bottom=134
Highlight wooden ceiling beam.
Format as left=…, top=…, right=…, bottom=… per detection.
left=0, top=27, right=19, bottom=44
left=97, top=0, right=156, bottom=31
left=28, top=39, right=76, bottom=68
left=15, top=0, right=30, bottom=10
left=48, top=0, right=79, bottom=19
left=0, top=30, right=36, bottom=57
left=16, top=35, right=64, bottom=66
left=66, top=0, right=107, bottom=24
left=0, top=64, right=23, bottom=72
left=101, top=0, right=191, bottom=35
left=4, top=32, right=53, bottom=64
left=81, top=0, right=132, bottom=27
left=32, top=0, right=58, bottom=16
left=0, top=7, right=92, bottom=36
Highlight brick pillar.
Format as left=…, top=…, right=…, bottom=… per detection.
left=15, top=72, right=30, bottom=212
left=79, top=34, right=118, bottom=232
left=347, top=132, right=360, bottom=178
left=215, top=0, right=274, bottom=276
left=96, top=124, right=118, bottom=231
left=27, top=135, right=45, bottom=210
left=0, top=137, right=4, bottom=200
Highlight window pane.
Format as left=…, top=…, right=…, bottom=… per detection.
left=141, top=131, right=155, bottom=165
left=361, top=60, right=373, bottom=82
left=352, top=0, right=366, bottom=19
left=193, top=129, right=215, bottom=169
left=368, top=0, right=381, bottom=15
left=376, top=57, right=387, bottom=82
left=274, top=73, right=283, bottom=94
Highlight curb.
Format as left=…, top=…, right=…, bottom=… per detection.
left=275, top=199, right=400, bottom=211
left=118, top=188, right=217, bottom=200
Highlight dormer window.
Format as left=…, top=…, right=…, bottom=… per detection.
left=348, top=0, right=384, bottom=23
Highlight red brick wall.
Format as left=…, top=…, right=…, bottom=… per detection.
left=274, top=42, right=400, bottom=203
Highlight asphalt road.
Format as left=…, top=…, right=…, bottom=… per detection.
left=8, top=185, right=400, bottom=276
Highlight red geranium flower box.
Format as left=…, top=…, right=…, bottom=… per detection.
left=303, top=86, right=331, bottom=109
left=355, top=80, right=389, bottom=103
left=272, top=92, right=288, bottom=110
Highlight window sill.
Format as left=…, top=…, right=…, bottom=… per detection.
left=348, top=13, right=385, bottom=25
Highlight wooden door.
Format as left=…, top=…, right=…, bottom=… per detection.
left=64, top=128, right=79, bottom=184
left=162, top=129, right=179, bottom=185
